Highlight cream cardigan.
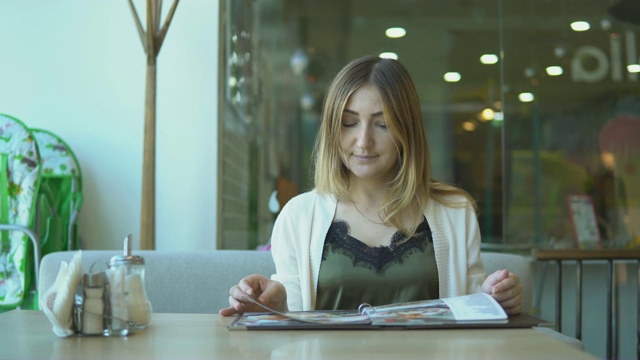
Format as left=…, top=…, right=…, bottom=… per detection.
left=270, top=190, right=486, bottom=311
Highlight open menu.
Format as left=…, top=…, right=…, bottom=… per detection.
left=228, top=293, right=542, bottom=330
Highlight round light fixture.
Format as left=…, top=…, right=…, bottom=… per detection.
left=385, top=27, right=406, bottom=38
left=628, top=64, right=640, bottom=73
left=443, top=72, right=461, bottom=82
left=518, top=93, right=535, bottom=102
left=570, top=21, right=590, bottom=31
left=379, top=52, right=398, bottom=60
left=546, top=66, right=563, bottom=76
left=480, top=54, right=498, bottom=64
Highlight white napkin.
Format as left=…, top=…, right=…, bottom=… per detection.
left=41, top=251, right=82, bottom=337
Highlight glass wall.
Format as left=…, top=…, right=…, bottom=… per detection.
left=502, top=0, right=640, bottom=251
left=218, top=0, right=640, bottom=252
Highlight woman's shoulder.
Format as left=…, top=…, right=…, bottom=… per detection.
left=282, top=189, right=336, bottom=211
left=436, top=192, right=472, bottom=204
left=427, top=192, right=476, bottom=215
left=286, top=189, right=320, bottom=205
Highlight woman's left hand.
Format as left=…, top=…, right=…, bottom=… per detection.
left=481, top=269, right=523, bottom=315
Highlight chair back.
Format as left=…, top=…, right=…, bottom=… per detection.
left=40, top=250, right=276, bottom=314
left=480, top=252, right=533, bottom=313
left=0, top=113, right=41, bottom=310
left=40, top=250, right=534, bottom=314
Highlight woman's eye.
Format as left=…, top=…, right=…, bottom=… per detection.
left=376, top=122, right=388, bottom=129
left=342, top=121, right=357, bottom=127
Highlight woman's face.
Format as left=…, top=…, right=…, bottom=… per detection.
left=339, top=83, right=399, bottom=185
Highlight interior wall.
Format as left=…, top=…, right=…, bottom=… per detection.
left=0, top=0, right=219, bottom=251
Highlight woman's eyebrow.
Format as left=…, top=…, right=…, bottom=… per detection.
left=343, top=109, right=384, bottom=117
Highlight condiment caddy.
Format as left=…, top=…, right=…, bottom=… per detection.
left=42, top=234, right=152, bottom=337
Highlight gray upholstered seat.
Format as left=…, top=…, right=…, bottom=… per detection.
left=480, top=251, right=584, bottom=351
left=480, top=252, right=534, bottom=312
left=39, top=249, right=584, bottom=351
left=39, top=250, right=276, bottom=314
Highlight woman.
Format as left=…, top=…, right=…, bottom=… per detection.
left=220, top=55, right=523, bottom=316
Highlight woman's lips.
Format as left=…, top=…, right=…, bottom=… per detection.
left=354, top=154, right=377, bottom=161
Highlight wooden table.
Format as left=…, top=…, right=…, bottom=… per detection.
left=0, top=310, right=596, bottom=359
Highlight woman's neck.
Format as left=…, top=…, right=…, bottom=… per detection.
left=347, top=175, right=390, bottom=206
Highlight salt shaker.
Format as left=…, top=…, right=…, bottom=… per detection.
left=107, top=234, right=152, bottom=335
left=81, top=272, right=105, bottom=335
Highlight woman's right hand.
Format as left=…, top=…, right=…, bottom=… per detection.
left=218, top=274, right=287, bottom=316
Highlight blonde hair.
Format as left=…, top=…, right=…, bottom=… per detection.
left=313, top=55, right=475, bottom=236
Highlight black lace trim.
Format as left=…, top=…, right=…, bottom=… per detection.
left=321, top=218, right=432, bottom=274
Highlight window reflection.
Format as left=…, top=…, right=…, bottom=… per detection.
left=219, top=0, right=640, bottom=251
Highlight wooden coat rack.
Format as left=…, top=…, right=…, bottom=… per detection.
left=128, top=0, right=179, bottom=249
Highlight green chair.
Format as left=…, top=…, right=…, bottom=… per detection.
left=31, top=129, right=83, bottom=255
left=0, top=113, right=41, bottom=311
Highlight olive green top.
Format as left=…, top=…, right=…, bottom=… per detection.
left=316, top=217, right=439, bottom=310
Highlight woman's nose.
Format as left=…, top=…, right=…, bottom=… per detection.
left=356, top=124, right=373, bottom=149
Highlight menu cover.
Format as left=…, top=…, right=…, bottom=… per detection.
left=227, top=293, right=543, bottom=330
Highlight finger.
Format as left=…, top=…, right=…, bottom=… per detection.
left=229, top=290, right=269, bottom=313
left=492, top=274, right=521, bottom=295
left=225, top=293, right=243, bottom=310
left=238, top=274, right=269, bottom=295
left=491, top=282, right=523, bottom=302
left=493, top=291, right=522, bottom=307
left=482, top=269, right=509, bottom=293
left=488, top=272, right=517, bottom=292
left=227, top=286, right=256, bottom=314
left=230, top=284, right=254, bottom=302
left=255, top=281, right=287, bottom=311
left=501, top=302, right=523, bottom=315
left=219, top=306, right=238, bottom=317
left=220, top=293, right=245, bottom=316
left=490, top=269, right=510, bottom=285
left=256, top=282, right=280, bottom=302
left=238, top=278, right=256, bottom=296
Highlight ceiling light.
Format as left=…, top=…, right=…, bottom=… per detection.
left=379, top=52, right=398, bottom=60
left=443, top=72, right=461, bottom=82
left=480, top=54, right=498, bottom=64
left=546, top=66, right=563, bottom=76
left=518, top=93, right=535, bottom=102
left=480, top=108, right=495, bottom=121
left=462, top=121, right=476, bottom=132
left=628, top=64, right=640, bottom=73
left=385, top=27, right=406, bottom=39
left=570, top=21, right=590, bottom=31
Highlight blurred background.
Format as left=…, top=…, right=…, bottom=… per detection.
left=218, top=0, right=640, bottom=253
